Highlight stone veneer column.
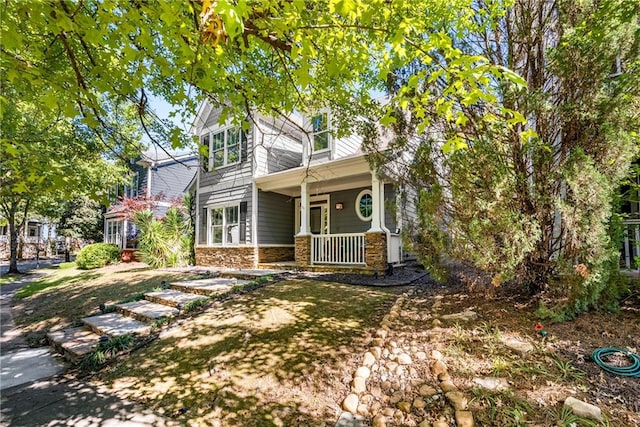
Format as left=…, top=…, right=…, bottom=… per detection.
left=365, top=232, right=388, bottom=274
left=295, top=235, right=312, bottom=268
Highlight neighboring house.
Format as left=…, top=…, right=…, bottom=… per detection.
left=0, top=218, right=55, bottom=260
left=192, top=101, right=414, bottom=273
left=104, top=150, right=198, bottom=249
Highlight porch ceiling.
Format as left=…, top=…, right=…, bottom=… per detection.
left=254, top=155, right=372, bottom=197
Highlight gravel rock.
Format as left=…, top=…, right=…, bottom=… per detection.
left=363, top=352, right=376, bottom=367
left=419, top=384, right=438, bottom=397
left=415, top=351, right=427, bottom=361
left=355, top=366, right=371, bottom=379
left=390, top=391, right=404, bottom=404
left=352, top=376, right=367, bottom=394
left=441, top=310, right=477, bottom=322
left=431, top=360, right=448, bottom=377
left=372, top=414, right=387, bottom=427
left=342, top=394, right=359, bottom=413
left=445, top=391, right=468, bottom=410
left=398, top=353, right=413, bottom=365
left=455, top=410, right=474, bottom=427
left=370, top=346, right=382, bottom=359
left=398, top=401, right=412, bottom=413
left=440, top=380, right=457, bottom=392
left=473, top=377, right=510, bottom=391
left=500, top=336, right=534, bottom=354
left=564, top=396, right=603, bottom=421
left=413, top=397, right=427, bottom=410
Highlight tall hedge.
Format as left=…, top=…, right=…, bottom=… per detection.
left=75, top=243, right=120, bottom=270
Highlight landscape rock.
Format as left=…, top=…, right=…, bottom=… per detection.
left=357, top=403, right=369, bottom=416
left=419, top=421, right=431, bottom=427
left=431, top=360, right=448, bottom=377
left=382, top=407, right=395, bottom=417
left=342, top=394, right=359, bottom=413
left=381, top=381, right=392, bottom=391
left=455, top=410, right=474, bottom=427
left=500, top=336, right=534, bottom=354
left=397, top=401, right=412, bottom=413
left=445, top=391, right=468, bottom=410
left=372, top=414, right=387, bottom=427
left=431, top=350, right=444, bottom=361
left=564, top=396, right=603, bottom=421
left=419, top=384, right=438, bottom=397
left=363, top=352, right=376, bottom=367
left=370, top=346, right=382, bottom=359
left=386, top=361, right=398, bottom=372
left=355, top=366, right=371, bottom=379
left=473, top=377, right=510, bottom=391
left=352, top=376, right=367, bottom=394
left=370, top=385, right=382, bottom=399
left=413, top=397, right=426, bottom=410
left=398, top=353, right=413, bottom=365
left=376, top=328, right=388, bottom=339
left=441, top=310, right=477, bottom=322
left=390, top=391, right=404, bottom=404
left=372, top=338, right=385, bottom=347
left=440, top=380, right=457, bottom=392
left=336, top=412, right=366, bottom=426
left=438, top=372, right=451, bottom=382
left=415, top=351, right=427, bottom=361
left=432, top=421, right=448, bottom=427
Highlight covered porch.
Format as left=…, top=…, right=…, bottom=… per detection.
left=254, top=155, right=403, bottom=274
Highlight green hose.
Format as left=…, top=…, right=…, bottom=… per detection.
left=591, top=347, right=640, bottom=378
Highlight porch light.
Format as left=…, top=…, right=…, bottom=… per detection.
left=335, top=202, right=344, bottom=210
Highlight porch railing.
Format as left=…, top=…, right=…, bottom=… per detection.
left=388, top=233, right=403, bottom=264
left=622, top=219, right=640, bottom=269
left=311, top=233, right=365, bottom=265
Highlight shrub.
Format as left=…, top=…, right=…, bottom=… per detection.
left=75, top=243, right=120, bottom=270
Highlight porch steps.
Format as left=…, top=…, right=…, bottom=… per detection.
left=145, top=289, right=208, bottom=308
left=170, top=278, right=248, bottom=296
left=47, top=327, right=102, bottom=362
left=47, top=270, right=273, bottom=364
left=116, top=300, right=180, bottom=322
left=82, top=312, right=152, bottom=337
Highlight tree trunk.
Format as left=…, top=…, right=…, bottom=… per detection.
left=7, top=208, right=20, bottom=274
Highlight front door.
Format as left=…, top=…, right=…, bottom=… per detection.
left=310, top=203, right=328, bottom=234
left=295, top=195, right=330, bottom=235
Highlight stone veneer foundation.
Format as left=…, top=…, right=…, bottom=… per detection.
left=365, top=232, right=388, bottom=274
left=295, top=235, right=311, bottom=267
left=258, top=246, right=295, bottom=263
left=195, top=246, right=255, bottom=269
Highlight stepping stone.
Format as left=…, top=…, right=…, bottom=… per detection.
left=219, top=269, right=281, bottom=280
left=47, top=327, right=101, bottom=361
left=145, top=289, right=209, bottom=308
left=171, top=278, right=248, bottom=296
left=116, top=300, right=179, bottom=321
left=335, top=412, right=365, bottom=427
left=82, top=312, right=151, bottom=337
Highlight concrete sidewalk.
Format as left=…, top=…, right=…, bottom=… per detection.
left=1, top=376, right=178, bottom=426
left=0, top=267, right=176, bottom=426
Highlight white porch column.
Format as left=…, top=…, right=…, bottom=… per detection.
left=298, top=180, right=310, bottom=235
left=368, top=172, right=384, bottom=233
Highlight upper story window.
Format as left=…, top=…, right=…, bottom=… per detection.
left=202, top=126, right=243, bottom=171
left=312, top=113, right=329, bottom=152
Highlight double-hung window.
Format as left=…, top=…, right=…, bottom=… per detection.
left=208, top=205, right=240, bottom=245
left=311, top=113, right=329, bottom=152
left=203, top=126, right=243, bottom=170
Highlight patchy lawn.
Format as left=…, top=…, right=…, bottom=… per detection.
left=97, top=279, right=401, bottom=426
left=12, top=262, right=202, bottom=346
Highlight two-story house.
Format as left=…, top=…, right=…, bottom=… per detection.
left=192, top=101, right=413, bottom=274
left=104, top=150, right=198, bottom=249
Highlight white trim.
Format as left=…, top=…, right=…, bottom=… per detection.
left=203, top=125, right=243, bottom=171
left=355, top=189, right=373, bottom=222
left=296, top=194, right=330, bottom=235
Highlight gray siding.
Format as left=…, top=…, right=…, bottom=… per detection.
left=198, top=185, right=253, bottom=244
left=254, top=119, right=303, bottom=176
left=257, top=191, right=295, bottom=244
left=150, top=157, right=198, bottom=200
left=384, top=184, right=398, bottom=232
left=329, top=186, right=396, bottom=233
left=334, top=134, right=362, bottom=159
left=330, top=188, right=370, bottom=234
